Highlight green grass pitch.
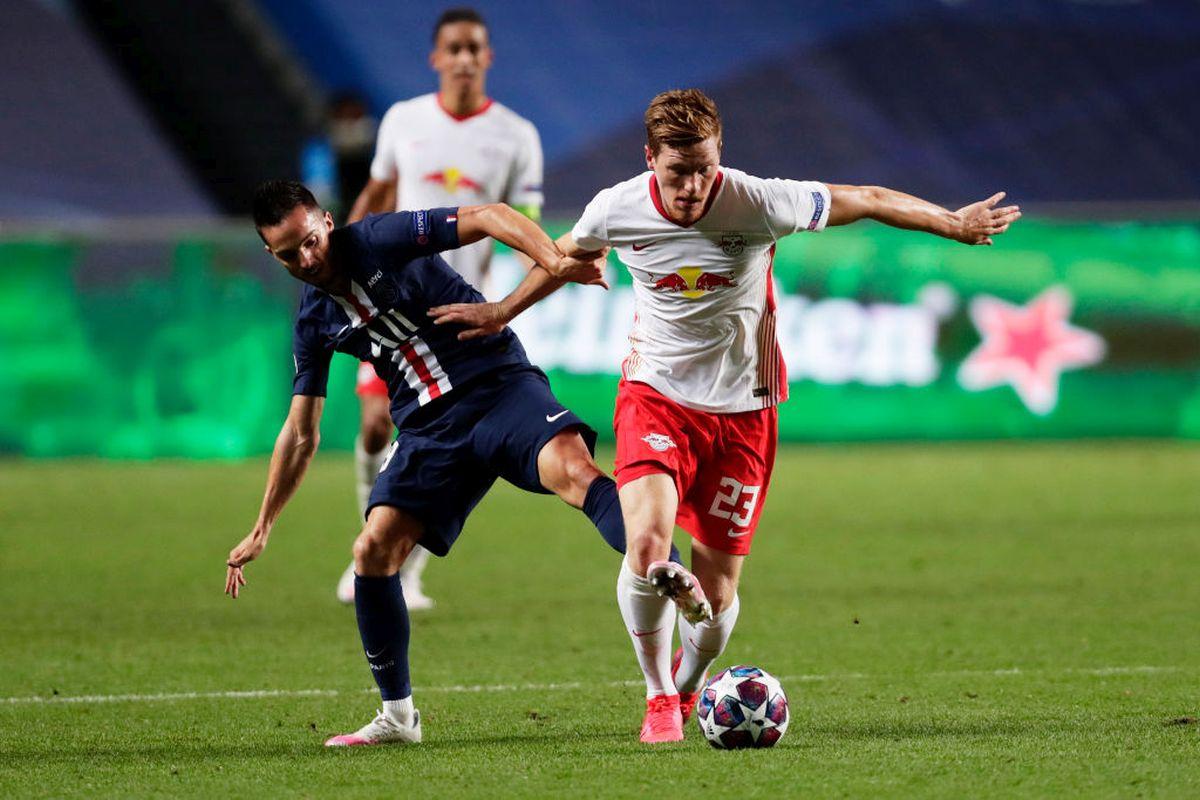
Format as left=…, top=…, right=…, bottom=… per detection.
left=2, top=442, right=1199, bottom=798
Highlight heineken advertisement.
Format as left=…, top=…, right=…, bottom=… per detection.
left=2, top=219, right=1198, bottom=458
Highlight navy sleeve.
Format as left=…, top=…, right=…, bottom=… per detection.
left=291, top=313, right=334, bottom=397
left=361, top=208, right=460, bottom=263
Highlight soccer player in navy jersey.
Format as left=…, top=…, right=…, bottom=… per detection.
left=223, top=180, right=676, bottom=746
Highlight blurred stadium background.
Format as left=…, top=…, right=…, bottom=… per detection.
left=4, top=0, right=1198, bottom=458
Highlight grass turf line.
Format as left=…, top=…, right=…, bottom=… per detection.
left=1, top=442, right=1198, bottom=797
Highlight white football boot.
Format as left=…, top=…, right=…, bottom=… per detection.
left=324, top=708, right=422, bottom=747
left=335, top=562, right=357, bottom=604
left=398, top=546, right=434, bottom=610
left=336, top=559, right=434, bottom=610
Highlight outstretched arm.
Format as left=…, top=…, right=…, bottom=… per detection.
left=224, top=394, right=324, bottom=598
left=456, top=204, right=606, bottom=282
left=827, top=185, right=1021, bottom=246
left=509, top=204, right=542, bottom=273
left=429, top=259, right=603, bottom=340
left=428, top=229, right=609, bottom=340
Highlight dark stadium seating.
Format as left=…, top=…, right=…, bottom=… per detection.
left=5, top=1, right=1196, bottom=219
left=0, top=0, right=214, bottom=218
left=76, top=0, right=322, bottom=215
left=256, top=0, right=1200, bottom=210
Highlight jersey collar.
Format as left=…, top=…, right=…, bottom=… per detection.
left=437, top=93, right=494, bottom=122
left=649, top=170, right=724, bottom=227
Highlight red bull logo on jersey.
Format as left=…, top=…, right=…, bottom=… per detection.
left=651, top=267, right=738, bottom=299
left=422, top=167, right=484, bottom=195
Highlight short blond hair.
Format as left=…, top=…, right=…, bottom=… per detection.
left=644, top=89, right=722, bottom=154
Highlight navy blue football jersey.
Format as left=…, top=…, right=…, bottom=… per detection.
left=291, top=208, right=531, bottom=426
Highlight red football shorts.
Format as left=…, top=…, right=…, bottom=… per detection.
left=613, top=380, right=778, bottom=556
left=355, top=362, right=388, bottom=399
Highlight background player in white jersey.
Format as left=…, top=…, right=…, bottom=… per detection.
left=338, top=8, right=544, bottom=608
left=432, top=88, right=1021, bottom=743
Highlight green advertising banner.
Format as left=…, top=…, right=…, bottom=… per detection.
left=2, top=218, right=1198, bottom=458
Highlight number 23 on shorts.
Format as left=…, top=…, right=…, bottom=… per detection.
left=708, top=477, right=761, bottom=533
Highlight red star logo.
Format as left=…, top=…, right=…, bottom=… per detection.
left=957, top=286, right=1105, bottom=415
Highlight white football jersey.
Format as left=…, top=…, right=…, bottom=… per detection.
left=370, top=93, right=543, bottom=293
left=571, top=168, right=830, bottom=413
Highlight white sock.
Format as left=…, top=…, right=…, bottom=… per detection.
left=676, top=593, right=740, bottom=694
left=383, top=696, right=415, bottom=725
left=354, top=434, right=387, bottom=519
left=617, top=557, right=676, bottom=698
left=399, top=545, right=430, bottom=589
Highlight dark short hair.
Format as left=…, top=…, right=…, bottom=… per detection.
left=252, top=180, right=320, bottom=231
left=433, top=7, right=486, bottom=42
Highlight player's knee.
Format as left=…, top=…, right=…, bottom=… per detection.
left=696, top=570, right=739, bottom=616
left=706, top=585, right=735, bottom=617
left=559, top=457, right=603, bottom=507
left=353, top=529, right=406, bottom=574
left=627, top=527, right=672, bottom=574
left=573, top=456, right=604, bottom=488
left=351, top=531, right=380, bottom=571
left=540, top=433, right=602, bottom=507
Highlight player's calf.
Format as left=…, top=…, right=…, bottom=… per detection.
left=672, top=647, right=705, bottom=725
left=538, top=431, right=682, bottom=562
left=537, top=430, right=605, bottom=508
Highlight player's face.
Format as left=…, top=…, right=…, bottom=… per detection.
left=646, top=137, right=721, bottom=225
left=261, top=206, right=337, bottom=291
left=430, top=22, right=492, bottom=91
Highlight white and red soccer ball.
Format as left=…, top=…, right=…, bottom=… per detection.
left=695, top=665, right=789, bottom=749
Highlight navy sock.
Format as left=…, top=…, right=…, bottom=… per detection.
left=582, top=476, right=682, bottom=564
left=353, top=573, right=411, bottom=700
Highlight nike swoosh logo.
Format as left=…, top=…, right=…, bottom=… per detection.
left=365, top=647, right=388, bottom=659
left=632, top=628, right=662, bottom=638
left=631, top=242, right=656, bottom=252
left=546, top=410, right=570, bottom=422
left=726, top=529, right=751, bottom=538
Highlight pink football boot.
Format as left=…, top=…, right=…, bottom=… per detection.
left=639, top=694, right=684, bottom=743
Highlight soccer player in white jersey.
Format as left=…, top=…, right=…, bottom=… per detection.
left=432, top=88, right=1020, bottom=743
left=336, top=7, right=544, bottom=609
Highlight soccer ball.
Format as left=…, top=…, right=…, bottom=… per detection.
left=695, top=665, right=789, bottom=749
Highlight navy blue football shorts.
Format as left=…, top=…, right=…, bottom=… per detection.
left=366, top=366, right=597, bottom=557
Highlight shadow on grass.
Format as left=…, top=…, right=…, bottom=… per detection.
left=414, top=729, right=630, bottom=751
left=4, top=718, right=1037, bottom=768
left=1, top=728, right=633, bottom=765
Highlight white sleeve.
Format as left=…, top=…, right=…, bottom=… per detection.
left=570, top=189, right=612, bottom=250
left=759, top=179, right=831, bottom=239
left=368, top=106, right=401, bottom=182
left=505, top=120, right=544, bottom=210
